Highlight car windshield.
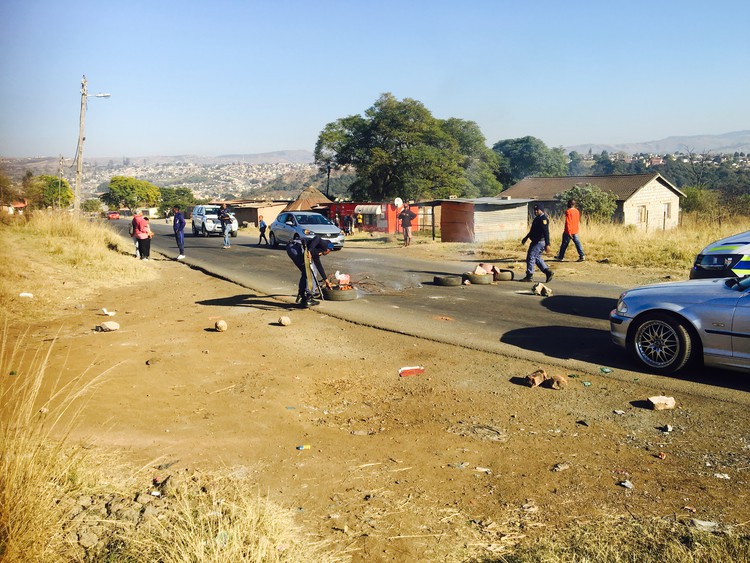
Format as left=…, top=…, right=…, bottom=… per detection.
left=295, top=214, right=330, bottom=226
left=733, top=276, right=750, bottom=291
left=204, top=206, right=220, bottom=214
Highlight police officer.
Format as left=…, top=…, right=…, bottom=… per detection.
left=286, top=235, right=333, bottom=307
left=521, top=204, right=554, bottom=283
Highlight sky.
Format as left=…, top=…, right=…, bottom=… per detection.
left=1, top=0, right=749, bottom=159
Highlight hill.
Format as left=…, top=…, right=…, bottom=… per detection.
left=566, top=130, right=750, bottom=155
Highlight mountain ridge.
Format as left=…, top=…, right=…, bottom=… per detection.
left=565, top=130, right=750, bottom=155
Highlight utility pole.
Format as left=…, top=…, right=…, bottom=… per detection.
left=73, top=75, right=110, bottom=213
left=57, top=155, right=64, bottom=209
left=74, top=75, right=87, bottom=213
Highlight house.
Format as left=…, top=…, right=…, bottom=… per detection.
left=502, top=173, right=684, bottom=230
left=436, top=198, right=532, bottom=243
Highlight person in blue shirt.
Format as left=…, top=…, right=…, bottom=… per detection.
left=172, top=205, right=186, bottom=259
left=520, top=204, right=554, bottom=283
left=258, top=215, right=268, bottom=246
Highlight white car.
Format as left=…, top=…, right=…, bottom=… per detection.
left=269, top=211, right=344, bottom=249
left=191, top=205, right=238, bottom=237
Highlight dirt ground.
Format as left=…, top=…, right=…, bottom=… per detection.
left=24, top=245, right=750, bottom=561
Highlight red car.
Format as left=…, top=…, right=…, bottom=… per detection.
left=107, top=211, right=120, bottom=220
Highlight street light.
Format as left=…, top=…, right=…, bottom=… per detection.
left=73, top=75, right=110, bottom=213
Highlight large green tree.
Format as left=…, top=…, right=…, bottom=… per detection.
left=554, top=183, right=617, bottom=222
left=100, top=176, right=160, bottom=212
left=26, top=175, right=73, bottom=209
left=158, top=187, right=198, bottom=216
left=441, top=118, right=503, bottom=197
left=492, top=136, right=566, bottom=186
left=314, top=93, right=471, bottom=201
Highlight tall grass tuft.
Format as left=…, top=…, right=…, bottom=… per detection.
left=0, top=322, right=106, bottom=562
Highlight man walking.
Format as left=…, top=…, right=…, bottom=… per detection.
left=258, top=215, right=269, bottom=245
left=397, top=203, right=417, bottom=247
left=172, top=205, right=185, bottom=259
left=218, top=203, right=233, bottom=248
left=521, top=204, right=554, bottom=283
left=556, top=199, right=585, bottom=262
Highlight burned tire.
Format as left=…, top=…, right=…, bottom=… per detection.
left=493, top=269, right=514, bottom=281
left=629, top=312, right=694, bottom=374
left=434, top=275, right=462, bottom=286
left=322, top=287, right=358, bottom=301
left=462, top=273, right=493, bottom=285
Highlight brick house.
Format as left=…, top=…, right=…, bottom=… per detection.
left=502, top=173, right=684, bottom=230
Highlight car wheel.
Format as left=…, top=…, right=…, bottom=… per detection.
left=230, top=230, right=238, bottom=238
left=192, top=222, right=199, bottom=236
left=269, top=232, right=278, bottom=247
left=202, top=225, right=209, bottom=237
left=629, top=312, right=694, bottom=374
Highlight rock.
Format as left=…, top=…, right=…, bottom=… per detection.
left=549, top=373, right=568, bottom=390
left=618, top=480, right=634, bottom=489
left=78, top=531, right=99, bottom=549
left=690, top=518, right=720, bottom=533
left=552, top=462, right=570, bottom=472
left=525, top=369, right=548, bottom=387
left=98, top=321, right=120, bottom=332
left=214, top=320, right=227, bottom=332
left=531, top=283, right=553, bottom=296
left=278, top=316, right=292, bottom=326
left=648, top=395, right=676, bottom=410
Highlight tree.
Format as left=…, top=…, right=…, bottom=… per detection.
left=0, top=166, right=20, bottom=205
left=314, top=93, right=468, bottom=202
left=99, top=176, right=160, bottom=212
left=492, top=136, right=566, bottom=186
left=568, top=151, right=586, bottom=176
left=554, top=183, right=617, bottom=222
left=81, top=198, right=102, bottom=213
left=591, top=151, right=615, bottom=175
left=441, top=118, right=503, bottom=196
left=26, top=174, right=73, bottom=209
left=158, top=187, right=198, bottom=216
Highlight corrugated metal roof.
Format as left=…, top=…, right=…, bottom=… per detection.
left=502, top=173, right=684, bottom=201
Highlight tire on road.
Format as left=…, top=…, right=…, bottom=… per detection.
left=493, top=269, right=514, bottom=281
left=322, top=287, right=358, bottom=301
left=269, top=232, right=278, bottom=247
left=433, top=275, right=462, bottom=286
left=462, top=273, right=493, bottom=285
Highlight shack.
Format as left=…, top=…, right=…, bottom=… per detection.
left=439, top=197, right=532, bottom=243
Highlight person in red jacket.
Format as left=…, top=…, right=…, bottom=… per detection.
left=556, top=199, right=586, bottom=262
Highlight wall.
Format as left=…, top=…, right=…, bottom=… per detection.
left=621, top=179, right=680, bottom=230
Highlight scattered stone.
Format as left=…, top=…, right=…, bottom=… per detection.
left=525, top=369, right=548, bottom=387
left=78, top=531, right=99, bottom=549
left=214, top=320, right=228, bottom=332
left=690, top=518, right=720, bottom=533
left=549, top=373, right=568, bottom=390
left=576, top=420, right=589, bottom=427
left=278, top=316, right=292, bottom=326
left=531, top=282, right=553, bottom=296
left=98, top=321, right=120, bottom=332
left=613, top=410, right=626, bottom=415
left=619, top=480, right=634, bottom=489
left=657, top=452, right=667, bottom=460
left=598, top=258, right=610, bottom=264
left=19, top=292, right=33, bottom=298
left=552, top=462, right=570, bottom=472
left=660, top=424, right=673, bottom=433
left=648, top=395, right=676, bottom=410
left=714, top=473, right=730, bottom=480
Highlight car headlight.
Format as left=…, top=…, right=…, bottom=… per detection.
left=206, top=219, right=214, bottom=226
left=616, top=293, right=628, bottom=314
left=303, top=229, right=313, bottom=236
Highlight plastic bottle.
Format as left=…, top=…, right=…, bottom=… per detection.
left=296, top=445, right=311, bottom=450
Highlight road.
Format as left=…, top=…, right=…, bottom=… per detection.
left=116, top=219, right=750, bottom=403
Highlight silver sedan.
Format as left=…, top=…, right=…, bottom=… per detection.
left=610, top=276, right=750, bottom=374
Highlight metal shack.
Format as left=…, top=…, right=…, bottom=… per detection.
left=439, top=197, right=532, bottom=243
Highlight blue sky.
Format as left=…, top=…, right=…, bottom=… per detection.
left=1, top=0, right=748, bottom=158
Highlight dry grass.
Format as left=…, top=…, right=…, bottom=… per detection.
left=495, top=514, right=750, bottom=563
left=0, top=211, right=158, bottom=323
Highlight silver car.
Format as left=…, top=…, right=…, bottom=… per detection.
left=269, top=211, right=344, bottom=249
left=610, top=276, right=750, bottom=374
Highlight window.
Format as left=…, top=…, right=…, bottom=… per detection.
left=638, top=205, right=648, bottom=224
left=663, top=202, right=671, bottom=219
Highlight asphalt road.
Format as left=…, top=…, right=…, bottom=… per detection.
left=114, top=219, right=750, bottom=403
